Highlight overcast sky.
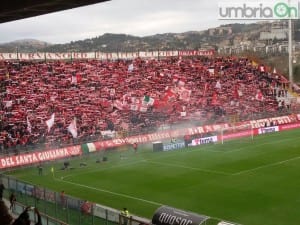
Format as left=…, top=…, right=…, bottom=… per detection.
left=0, top=0, right=244, bottom=44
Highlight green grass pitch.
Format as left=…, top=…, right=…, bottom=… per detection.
left=5, top=129, right=300, bottom=225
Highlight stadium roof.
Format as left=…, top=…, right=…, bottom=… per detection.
left=0, top=0, right=110, bottom=24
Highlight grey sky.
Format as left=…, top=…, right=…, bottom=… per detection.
left=0, top=0, right=237, bottom=44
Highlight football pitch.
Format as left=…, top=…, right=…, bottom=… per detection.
left=5, top=129, right=300, bottom=225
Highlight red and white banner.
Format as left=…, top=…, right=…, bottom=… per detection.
left=239, top=114, right=297, bottom=129
left=0, top=52, right=94, bottom=60
left=178, top=50, right=215, bottom=56
left=0, top=146, right=82, bottom=169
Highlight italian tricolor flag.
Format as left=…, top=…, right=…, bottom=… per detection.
left=143, top=95, right=155, bottom=106
left=81, top=143, right=97, bottom=154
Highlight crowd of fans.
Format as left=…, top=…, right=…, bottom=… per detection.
left=0, top=56, right=292, bottom=154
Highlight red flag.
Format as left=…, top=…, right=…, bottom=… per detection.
left=255, top=90, right=264, bottom=101
left=233, top=86, right=239, bottom=99
left=211, top=92, right=218, bottom=105
left=163, top=87, right=176, bottom=102
left=76, top=73, right=82, bottom=83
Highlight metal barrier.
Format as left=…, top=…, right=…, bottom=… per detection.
left=11, top=201, right=68, bottom=225
left=1, top=175, right=151, bottom=225
left=119, top=214, right=150, bottom=225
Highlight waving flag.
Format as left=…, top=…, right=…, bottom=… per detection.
left=113, top=100, right=125, bottom=110
left=215, top=80, right=221, bottom=89
left=128, top=63, right=134, bottom=72
left=27, top=116, right=32, bottom=134
left=163, top=87, right=176, bottom=102
left=46, top=113, right=55, bottom=132
left=71, top=75, right=77, bottom=84
left=211, top=92, right=218, bottom=105
left=68, top=118, right=78, bottom=138
left=255, top=90, right=264, bottom=101
left=143, top=95, right=155, bottom=106
left=259, top=65, right=266, bottom=73
left=4, top=100, right=12, bottom=108
left=178, top=87, right=192, bottom=102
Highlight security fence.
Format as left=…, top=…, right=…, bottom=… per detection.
left=1, top=174, right=151, bottom=225
left=9, top=201, right=68, bottom=225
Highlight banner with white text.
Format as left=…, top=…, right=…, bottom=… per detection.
left=0, top=50, right=215, bottom=61
left=0, top=146, right=82, bottom=169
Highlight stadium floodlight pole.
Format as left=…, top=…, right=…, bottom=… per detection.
left=16, top=47, right=19, bottom=61
left=288, top=0, right=293, bottom=89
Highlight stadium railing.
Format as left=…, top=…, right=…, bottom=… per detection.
left=1, top=174, right=152, bottom=225
left=11, top=201, right=68, bottom=225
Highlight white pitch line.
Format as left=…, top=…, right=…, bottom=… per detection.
left=225, top=136, right=299, bottom=153
left=54, top=177, right=239, bottom=225
left=55, top=177, right=162, bottom=206
left=146, top=160, right=231, bottom=175
left=233, top=155, right=300, bottom=175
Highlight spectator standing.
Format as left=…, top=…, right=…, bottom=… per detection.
left=0, top=200, right=13, bottom=225
left=81, top=200, right=91, bottom=215
left=60, top=190, right=66, bottom=209
left=38, top=164, right=43, bottom=176
left=9, top=191, right=16, bottom=211
left=34, top=207, right=42, bottom=225
left=12, top=206, right=42, bottom=225
left=0, top=181, right=4, bottom=200
left=133, top=142, right=138, bottom=153
left=184, top=134, right=191, bottom=148
left=12, top=206, right=31, bottom=225
left=121, top=207, right=129, bottom=225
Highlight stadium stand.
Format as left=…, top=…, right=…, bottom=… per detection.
left=0, top=56, right=295, bottom=154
